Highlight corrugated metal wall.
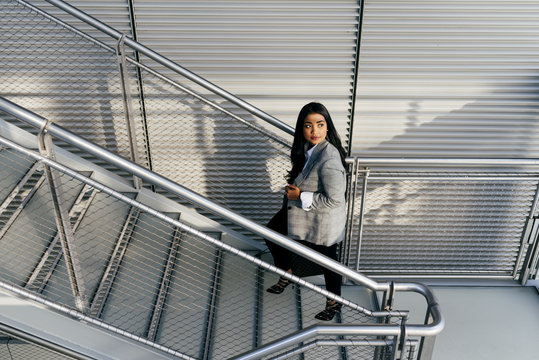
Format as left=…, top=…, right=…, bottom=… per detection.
left=353, top=0, right=539, bottom=158
left=128, top=0, right=360, bottom=226
left=347, top=0, right=539, bottom=278
left=131, top=0, right=360, bottom=144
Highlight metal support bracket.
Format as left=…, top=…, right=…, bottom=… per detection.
left=38, top=122, right=88, bottom=313
left=25, top=185, right=98, bottom=294
left=355, top=167, right=370, bottom=272
left=116, top=34, right=143, bottom=189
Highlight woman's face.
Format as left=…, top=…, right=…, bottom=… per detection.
left=303, top=113, right=327, bottom=147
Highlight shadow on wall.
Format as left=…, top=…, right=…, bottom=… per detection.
left=138, top=72, right=290, bottom=228
left=359, top=79, right=539, bottom=158
left=351, top=80, right=539, bottom=275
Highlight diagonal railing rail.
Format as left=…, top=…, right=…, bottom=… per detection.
left=0, top=97, right=443, bottom=359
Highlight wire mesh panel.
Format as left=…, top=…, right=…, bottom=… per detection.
left=137, top=63, right=292, bottom=226
left=347, top=171, right=539, bottom=277
left=0, top=0, right=146, bottom=170
left=0, top=332, right=76, bottom=360
left=0, top=144, right=401, bottom=359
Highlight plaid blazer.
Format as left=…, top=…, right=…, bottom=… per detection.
left=286, top=140, right=347, bottom=246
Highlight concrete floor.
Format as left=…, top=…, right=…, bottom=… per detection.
left=392, top=284, right=539, bottom=360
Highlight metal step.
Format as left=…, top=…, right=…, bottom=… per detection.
left=260, top=255, right=301, bottom=349
left=0, top=162, right=45, bottom=239
left=0, top=167, right=84, bottom=287
left=152, top=231, right=222, bottom=359
left=40, top=190, right=137, bottom=309
left=25, top=184, right=98, bottom=294
left=97, top=211, right=180, bottom=337
left=0, top=148, right=36, bottom=202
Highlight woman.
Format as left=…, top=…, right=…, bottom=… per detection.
left=265, top=102, right=347, bottom=321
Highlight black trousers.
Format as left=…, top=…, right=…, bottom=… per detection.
left=265, top=206, right=342, bottom=296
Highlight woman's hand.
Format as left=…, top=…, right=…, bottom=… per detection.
left=285, top=184, right=301, bottom=200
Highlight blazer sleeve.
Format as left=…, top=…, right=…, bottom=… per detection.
left=310, top=157, right=346, bottom=210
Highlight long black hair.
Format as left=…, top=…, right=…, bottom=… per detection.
left=287, top=102, right=347, bottom=183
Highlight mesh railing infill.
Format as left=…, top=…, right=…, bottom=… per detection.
left=0, top=143, right=400, bottom=359
left=0, top=331, right=76, bottom=360
left=1, top=0, right=138, bottom=168
left=136, top=61, right=292, bottom=226
left=263, top=336, right=421, bottom=360
left=348, top=170, right=539, bottom=277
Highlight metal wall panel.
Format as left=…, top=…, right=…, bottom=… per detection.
left=352, top=0, right=539, bottom=158
left=132, top=0, right=360, bottom=144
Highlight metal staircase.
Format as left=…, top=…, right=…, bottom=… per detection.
left=0, top=0, right=444, bottom=358
left=0, top=98, right=442, bottom=359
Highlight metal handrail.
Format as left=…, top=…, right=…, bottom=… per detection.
left=0, top=96, right=443, bottom=337
left=346, top=157, right=539, bottom=167
left=232, top=323, right=429, bottom=360
left=0, top=134, right=380, bottom=359
left=42, top=0, right=295, bottom=136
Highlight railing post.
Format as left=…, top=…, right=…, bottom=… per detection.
left=344, top=158, right=359, bottom=267
left=354, top=167, right=370, bottom=272
left=417, top=305, right=437, bottom=360
left=38, top=123, right=88, bottom=313
left=517, top=180, right=539, bottom=283
left=116, top=34, right=143, bottom=189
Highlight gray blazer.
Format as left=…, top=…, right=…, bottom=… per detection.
left=286, top=140, right=347, bottom=246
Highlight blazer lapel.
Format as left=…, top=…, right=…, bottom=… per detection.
left=294, top=140, right=329, bottom=186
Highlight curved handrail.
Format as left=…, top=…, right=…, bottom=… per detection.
left=231, top=318, right=445, bottom=360
left=42, top=0, right=295, bottom=136
left=0, top=97, right=443, bottom=336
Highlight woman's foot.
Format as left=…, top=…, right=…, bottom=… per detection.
left=266, top=276, right=291, bottom=294
left=314, top=300, right=342, bottom=321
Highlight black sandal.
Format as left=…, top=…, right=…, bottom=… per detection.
left=314, top=300, right=342, bottom=321
left=266, top=276, right=290, bottom=294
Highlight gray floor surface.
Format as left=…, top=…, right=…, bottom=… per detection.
left=392, top=284, right=539, bottom=360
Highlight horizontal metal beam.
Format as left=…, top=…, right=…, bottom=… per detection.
left=0, top=322, right=91, bottom=360
left=0, top=281, right=196, bottom=360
